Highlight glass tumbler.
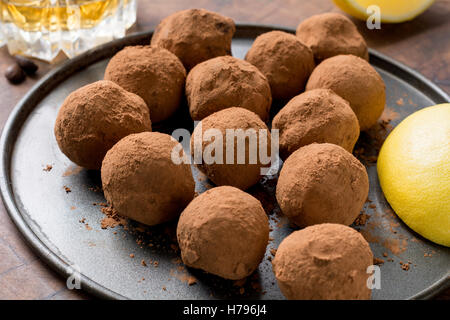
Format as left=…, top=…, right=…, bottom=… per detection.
left=0, top=0, right=137, bottom=62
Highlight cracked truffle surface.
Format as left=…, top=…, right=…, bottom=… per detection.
left=272, top=223, right=373, bottom=300
left=296, top=13, right=368, bottom=62
left=306, top=55, right=386, bottom=131
left=276, top=143, right=369, bottom=227
left=104, top=45, right=186, bottom=123
left=272, top=89, right=359, bottom=160
left=191, top=107, right=271, bottom=190
left=245, top=31, right=315, bottom=100
left=54, top=80, right=151, bottom=170
left=177, top=186, right=269, bottom=280
left=151, top=9, right=235, bottom=70
left=186, top=56, right=272, bottom=121
left=101, top=132, right=195, bottom=226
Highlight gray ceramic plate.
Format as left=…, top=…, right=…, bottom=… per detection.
left=0, top=25, right=449, bottom=300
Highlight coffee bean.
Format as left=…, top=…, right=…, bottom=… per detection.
left=15, top=55, right=38, bottom=74
left=5, top=63, right=26, bottom=84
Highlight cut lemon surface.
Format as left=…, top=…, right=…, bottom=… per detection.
left=377, top=104, right=450, bottom=247
left=333, top=0, right=435, bottom=23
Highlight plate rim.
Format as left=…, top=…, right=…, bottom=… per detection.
left=0, top=24, right=449, bottom=300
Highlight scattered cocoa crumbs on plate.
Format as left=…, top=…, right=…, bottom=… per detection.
left=62, top=165, right=83, bottom=177
left=400, top=261, right=410, bottom=271
left=368, top=204, right=376, bottom=209
left=88, top=185, right=102, bottom=192
left=373, top=258, right=384, bottom=265
left=63, top=185, right=71, bottom=193
left=43, top=164, right=53, bottom=172
left=141, top=260, right=147, bottom=266
left=396, top=98, right=404, bottom=106
left=383, top=252, right=388, bottom=257
left=85, top=224, right=92, bottom=231
left=354, top=213, right=369, bottom=226
left=408, top=98, right=417, bottom=107
left=270, top=248, right=277, bottom=256
left=129, top=253, right=135, bottom=258
left=383, top=237, right=408, bottom=255
left=162, top=286, right=166, bottom=291
left=99, top=205, right=127, bottom=229
left=70, top=206, right=76, bottom=210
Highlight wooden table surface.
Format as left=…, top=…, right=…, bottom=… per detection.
left=0, top=0, right=448, bottom=300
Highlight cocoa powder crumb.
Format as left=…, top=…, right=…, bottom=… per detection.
left=354, top=213, right=369, bottom=226
left=88, top=185, right=102, bottom=193
left=129, top=254, right=134, bottom=258
left=141, top=260, right=147, bottom=267
left=100, top=205, right=127, bottom=229
left=63, top=186, right=71, bottom=193
left=373, top=258, right=384, bottom=265
left=400, top=261, right=410, bottom=271
left=43, top=164, right=53, bottom=172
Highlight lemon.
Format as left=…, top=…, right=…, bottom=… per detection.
left=377, top=104, right=450, bottom=247
left=333, top=0, right=435, bottom=23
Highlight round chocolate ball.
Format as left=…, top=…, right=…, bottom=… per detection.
left=191, top=107, right=272, bottom=190
left=104, top=45, right=186, bottom=123
left=306, top=55, right=386, bottom=131
left=276, top=143, right=369, bottom=227
left=186, top=56, right=272, bottom=121
left=101, top=132, right=195, bottom=226
left=177, top=186, right=269, bottom=280
left=245, top=31, right=315, bottom=100
left=272, top=89, right=360, bottom=160
left=296, top=12, right=368, bottom=62
left=272, top=223, right=373, bottom=300
left=54, top=80, right=151, bottom=170
left=151, top=9, right=235, bottom=70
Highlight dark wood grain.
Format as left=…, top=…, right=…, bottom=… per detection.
left=0, top=0, right=448, bottom=300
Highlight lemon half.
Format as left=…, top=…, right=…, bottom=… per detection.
left=377, top=104, right=450, bottom=247
left=333, top=0, right=435, bottom=23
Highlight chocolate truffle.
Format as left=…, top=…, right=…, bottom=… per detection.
left=306, top=55, right=386, bottom=130
left=191, top=107, right=272, bottom=190
left=151, top=9, right=235, bottom=70
left=104, top=45, right=186, bottom=123
left=272, top=89, right=360, bottom=160
left=101, top=132, right=195, bottom=226
left=272, top=223, right=373, bottom=300
left=177, top=186, right=269, bottom=280
left=245, top=31, right=315, bottom=100
left=54, top=80, right=151, bottom=170
left=276, top=143, right=369, bottom=227
left=186, top=56, right=272, bottom=121
left=296, top=12, right=368, bottom=62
